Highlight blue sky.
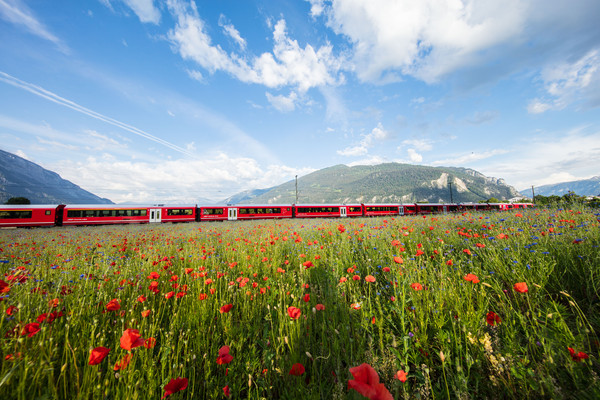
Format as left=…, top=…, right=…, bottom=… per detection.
left=1, top=0, right=599, bottom=203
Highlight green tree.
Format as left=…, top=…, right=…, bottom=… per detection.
left=5, top=197, right=31, bottom=205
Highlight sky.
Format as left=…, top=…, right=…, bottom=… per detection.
left=1, top=0, right=599, bottom=204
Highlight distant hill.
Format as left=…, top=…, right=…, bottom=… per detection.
left=0, top=149, right=113, bottom=204
left=521, top=176, right=600, bottom=197
left=224, top=163, right=521, bottom=204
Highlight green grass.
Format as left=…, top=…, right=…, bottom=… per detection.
left=0, top=207, right=598, bottom=399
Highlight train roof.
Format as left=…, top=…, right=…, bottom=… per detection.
left=0, top=204, right=62, bottom=209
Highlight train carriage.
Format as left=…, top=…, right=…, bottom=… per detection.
left=233, top=205, right=293, bottom=221
left=62, top=205, right=151, bottom=226
left=198, top=206, right=229, bottom=221
left=0, top=204, right=64, bottom=228
left=363, top=204, right=408, bottom=217
left=293, top=204, right=345, bottom=218
left=159, top=206, right=198, bottom=223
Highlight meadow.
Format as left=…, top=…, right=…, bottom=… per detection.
left=0, top=207, right=598, bottom=399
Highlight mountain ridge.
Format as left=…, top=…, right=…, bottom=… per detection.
left=0, top=149, right=113, bottom=204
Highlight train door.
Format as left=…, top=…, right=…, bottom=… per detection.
left=228, top=208, right=238, bottom=221
left=399, top=206, right=404, bottom=216
left=443, top=205, right=448, bottom=213
left=149, top=209, right=162, bottom=223
left=340, top=206, right=347, bottom=217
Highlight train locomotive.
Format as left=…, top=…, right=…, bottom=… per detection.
left=0, top=202, right=532, bottom=228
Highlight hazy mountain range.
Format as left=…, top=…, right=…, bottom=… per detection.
left=520, top=176, right=600, bottom=198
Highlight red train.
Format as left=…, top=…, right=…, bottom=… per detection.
left=0, top=202, right=533, bottom=228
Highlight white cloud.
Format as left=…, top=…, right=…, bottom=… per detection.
left=49, top=154, right=315, bottom=203
left=166, top=2, right=343, bottom=92
left=406, top=148, right=422, bottom=163
left=218, top=14, right=247, bottom=50
left=337, top=122, right=391, bottom=156
left=480, top=127, right=600, bottom=189
left=528, top=50, right=600, bottom=113
left=15, top=149, right=28, bottom=160
left=122, top=0, right=160, bottom=24
left=337, top=145, right=368, bottom=157
left=0, top=0, right=68, bottom=52
left=346, top=155, right=389, bottom=166
left=432, top=149, right=507, bottom=166
left=266, top=91, right=298, bottom=112
left=400, top=139, right=433, bottom=151
left=319, top=0, right=527, bottom=83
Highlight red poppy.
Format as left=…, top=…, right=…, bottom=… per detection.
left=463, top=249, right=472, bottom=256
left=162, top=377, right=188, bottom=398
left=353, top=275, right=361, bottom=281
left=20, top=322, right=40, bottom=337
left=0, top=279, right=10, bottom=293
left=338, top=224, right=346, bottom=233
left=393, top=256, right=403, bottom=264
left=475, top=243, right=486, bottom=248
left=220, top=304, right=233, bottom=313
left=289, top=363, right=305, bottom=376
left=303, top=260, right=314, bottom=269
left=216, top=345, right=233, bottom=365
left=120, top=329, right=145, bottom=351
left=141, top=310, right=151, bottom=318
left=148, top=271, right=160, bottom=279
left=365, top=275, right=376, bottom=283
left=446, top=260, right=453, bottom=266
left=287, top=306, right=301, bottom=319
left=165, top=291, right=174, bottom=299
left=88, top=346, right=110, bottom=365
left=223, top=385, right=231, bottom=398
left=6, top=305, right=17, bottom=315
left=106, top=299, right=121, bottom=311
left=347, top=363, right=393, bottom=400
left=113, top=354, right=132, bottom=371
left=463, top=273, right=480, bottom=283
left=568, top=347, right=589, bottom=362
left=486, top=311, right=501, bottom=326
left=513, top=282, right=528, bottom=293
left=144, top=337, right=156, bottom=349
left=315, top=303, right=325, bottom=311
left=137, top=295, right=147, bottom=303
left=410, top=283, right=423, bottom=291
left=394, top=370, right=407, bottom=382
left=198, top=293, right=208, bottom=300
left=303, top=293, right=310, bottom=302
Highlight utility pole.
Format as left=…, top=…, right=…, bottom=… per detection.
left=531, top=185, right=535, bottom=204
left=295, top=175, right=298, bottom=204
left=448, top=181, right=454, bottom=203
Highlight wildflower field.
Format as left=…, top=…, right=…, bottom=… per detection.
left=1, top=207, right=599, bottom=399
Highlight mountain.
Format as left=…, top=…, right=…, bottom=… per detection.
left=225, top=163, right=521, bottom=205
left=521, top=176, right=600, bottom=197
left=0, top=149, right=113, bottom=204
left=221, top=187, right=275, bottom=205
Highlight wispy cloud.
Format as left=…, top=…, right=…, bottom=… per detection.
left=337, top=123, right=391, bottom=156
left=0, top=71, right=197, bottom=158
left=0, top=0, right=69, bottom=52
left=528, top=50, right=600, bottom=113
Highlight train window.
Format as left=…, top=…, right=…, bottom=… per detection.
left=0, top=210, right=33, bottom=219
left=203, top=208, right=223, bottom=215
left=84, top=210, right=96, bottom=217
left=45, top=210, right=52, bottom=215
left=348, top=207, right=361, bottom=212
left=67, top=210, right=82, bottom=218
